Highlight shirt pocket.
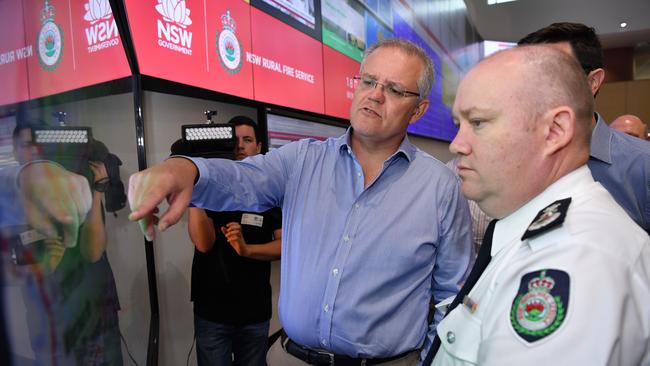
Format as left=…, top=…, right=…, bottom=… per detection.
left=437, top=305, right=482, bottom=364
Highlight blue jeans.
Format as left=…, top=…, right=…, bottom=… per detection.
left=194, top=314, right=269, bottom=366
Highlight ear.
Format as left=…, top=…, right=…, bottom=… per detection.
left=544, top=107, right=575, bottom=156
left=255, top=142, right=262, bottom=154
left=408, top=99, right=430, bottom=124
left=587, top=68, right=605, bottom=96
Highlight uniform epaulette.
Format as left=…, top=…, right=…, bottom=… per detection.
left=521, top=198, right=572, bottom=240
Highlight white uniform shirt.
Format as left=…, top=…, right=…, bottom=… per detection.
left=432, top=166, right=650, bottom=366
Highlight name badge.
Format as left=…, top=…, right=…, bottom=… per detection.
left=20, top=229, right=47, bottom=245
left=462, top=295, right=478, bottom=314
left=241, top=213, right=264, bottom=227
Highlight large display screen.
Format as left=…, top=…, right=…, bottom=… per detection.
left=322, top=45, right=358, bottom=120
left=0, top=0, right=30, bottom=106
left=250, top=8, right=325, bottom=114
left=3, top=0, right=477, bottom=142
left=393, top=9, right=459, bottom=142
left=267, top=113, right=346, bottom=150
left=0, top=0, right=130, bottom=104
left=251, top=0, right=321, bottom=40
left=127, top=0, right=256, bottom=100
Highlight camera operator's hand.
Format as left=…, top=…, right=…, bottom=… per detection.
left=221, top=222, right=249, bottom=257
left=80, top=161, right=109, bottom=263
left=89, top=161, right=108, bottom=183
left=221, top=222, right=282, bottom=261
left=18, top=161, right=92, bottom=248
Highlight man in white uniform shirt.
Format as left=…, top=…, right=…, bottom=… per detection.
left=431, top=45, right=650, bottom=365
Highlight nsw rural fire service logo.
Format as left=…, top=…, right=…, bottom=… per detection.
left=216, top=10, right=242, bottom=74
left=37, top=0, right=64, bottom=71
left=510, top=269, right=569, bottom=343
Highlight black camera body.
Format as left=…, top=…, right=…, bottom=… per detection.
left=32, top=128, right=127, bottom=213
left=179, top=123, right=236, bottom=160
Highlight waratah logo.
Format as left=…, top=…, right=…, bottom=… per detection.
left=84, top=0, right=112, bottom=24
left=156, top=0, right=192, bottom=27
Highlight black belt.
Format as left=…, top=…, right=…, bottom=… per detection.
left=280, top=331, right=413, bottom=366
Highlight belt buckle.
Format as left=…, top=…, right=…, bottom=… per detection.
left=315, top=349, right=335, bottom=365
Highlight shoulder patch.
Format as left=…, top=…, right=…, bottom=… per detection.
left=510, top=269, right=570, bottom=343
left=522, top=198, right=571, bottom=240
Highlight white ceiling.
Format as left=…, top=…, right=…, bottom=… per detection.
left=463, top=0, right=650, bottom=49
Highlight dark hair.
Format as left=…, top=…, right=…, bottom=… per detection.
left=12, top=118, right=47, bottom=142
left=518, top=22, right=603, bottom=74
left=228, top=115, right=261, bottom=143
left=169, top=138, right=191, bottom=156
left=12, top=124, right=27, bottom=142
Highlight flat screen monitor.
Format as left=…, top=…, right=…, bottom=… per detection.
left=251, top=0, right=322, bottom=40
left=482, top=40, right=516, bottom=58
left=266, top=113, right=347, bottom=150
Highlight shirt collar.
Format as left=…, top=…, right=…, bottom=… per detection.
left=589, top=113, right=612, bottom=164
left=491, top=165, right=593, bottom=256
left=338, top=127, right=416, bottom=162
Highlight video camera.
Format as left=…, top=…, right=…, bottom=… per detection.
left=173, top=110, right=236, bottom=160
left=30, top=112, right=127, bottom=214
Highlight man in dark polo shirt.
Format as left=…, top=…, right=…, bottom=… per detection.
left=185, top=116, right=282, bottom=366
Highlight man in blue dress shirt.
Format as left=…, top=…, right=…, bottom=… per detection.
left=128, top=38, right=473, bottom=365
left=518, top=22, right=650, bottom=234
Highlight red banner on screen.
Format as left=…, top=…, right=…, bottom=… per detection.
left=126, top=0, right=254, bottom=99
left=126, top=0, right=207, bottom=89
left=69, top=0, right=130, bottom=88
left=323, top=45, right=359, bottom=120
left=205, top=1, right=254, bottom=99
left=7, top=0, right=129, bottom=103
left=0, top=0, right=30, bottom=106
left=250, top=8, right=324, bottom=114
left=24, top=0, right=77, bottom=99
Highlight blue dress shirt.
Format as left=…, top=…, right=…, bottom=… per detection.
left=190, top=130, right=473, bottom=358
left=588, top=115, right=650, bottom=233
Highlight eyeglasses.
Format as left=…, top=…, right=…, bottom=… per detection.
left=353, top=75, right=420, bottom=99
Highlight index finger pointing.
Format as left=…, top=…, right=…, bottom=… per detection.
left=128, top=171, right=165, bottom=222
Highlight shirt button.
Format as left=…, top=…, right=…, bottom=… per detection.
left=321, top=339, right=327, bottom=346
left=332, top=268, right=339, bottom=276
left=324, top=304, right=329, bottom=312
left=446, top=331, right=456, bottom=344
left=344, top=235, right=350, bottom=242
left=357, top=172, right=362, bottom=177
left=354, top=203, right=360, bottom=209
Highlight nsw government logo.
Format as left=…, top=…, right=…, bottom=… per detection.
left=156, top=0, right=193, bottom=55
left=83, top=0, right=120, bottom=53
left=37, top=0, right=64, bottom=71
left=216, top=10, right=242, bottom=74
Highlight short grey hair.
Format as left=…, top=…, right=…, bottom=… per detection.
left=360, top=38, right=434, bottom=100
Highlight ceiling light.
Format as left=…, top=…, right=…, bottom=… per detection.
left=620, top=22, right=628, bottom=29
